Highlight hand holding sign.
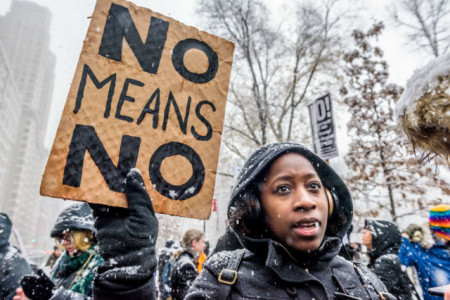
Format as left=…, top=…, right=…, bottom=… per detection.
left=41, top=0, right=234, bottom=219
left=92, top=168, right=158, bottom=284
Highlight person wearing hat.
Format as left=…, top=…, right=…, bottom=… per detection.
left=14, top=202, right=103, bottom=300
left=88, top=144, right=395, bottom=299
left=362, top=219, right=412, bottom=299
left=399, top=204, right=450, bottom=300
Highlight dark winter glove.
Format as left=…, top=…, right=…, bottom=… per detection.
left=20, top=269, right=55, bottom=300
left=91, top=168, right=158, bottom=284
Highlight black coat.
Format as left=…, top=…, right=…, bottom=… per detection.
left=211, top=226, right=243, bottom=255
left=186, top=143, right=393, bottom=299
left=0, top=246, right=33, bottom=300
left=170, top=250, right=199, bottom=300
left=366, top=219, right=412, bottom=300
left=157, top=247, right=171, bottom=294
left=186, top=235, right=389, bottom=299
left=0, top=213, right=33, bottom=300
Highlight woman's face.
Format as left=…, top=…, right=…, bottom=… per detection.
left=192, top=236, right=206, bottom=255
left=260, top=153, right=328, bottom=253
left=56, top=232, right=76, bottom=256
left=362, top=228, right=373, bottom=249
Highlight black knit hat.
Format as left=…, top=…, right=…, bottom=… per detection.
left=50, top=202, right=96, bottom=238
left=228, top=142, right=352, bottom=238
left=365, top=219, right=401, bottom=259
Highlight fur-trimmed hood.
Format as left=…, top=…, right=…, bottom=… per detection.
left=419, top=222, right=439, bottom=249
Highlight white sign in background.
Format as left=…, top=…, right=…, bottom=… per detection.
left=308, top=94, right=339, bottom=160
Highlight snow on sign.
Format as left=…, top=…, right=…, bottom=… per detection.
left=308, top=94, right=339, bottom=160
left=40, top=0, right=235, bottom=220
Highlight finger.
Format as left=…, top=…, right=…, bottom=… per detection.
left=90, top=203, right=127, bottom=217
left=125, top=168, right=155, bottom=215
left=15, top=287, right=24, bottom=296
left=37, top=269, right=46, bottom=278
left=37, top=269, right=52, bottom=284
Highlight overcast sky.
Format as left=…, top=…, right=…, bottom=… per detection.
left=0, top=0, right=432, bottom=148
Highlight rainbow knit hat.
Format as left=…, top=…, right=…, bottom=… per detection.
left=429, top=204, right=450, bottom=241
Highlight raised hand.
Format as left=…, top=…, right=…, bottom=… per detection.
left=91, top=168, right=159, bottom=284
left=20, top=270, right=55, bottom=300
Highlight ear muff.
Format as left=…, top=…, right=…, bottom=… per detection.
left=245, top=189, right=267, bottom=238
left=234, top=189, right=267, bottom=238
left=325, top=187, right=339, bottom=219
left=247, top=195, right=263, bottom=227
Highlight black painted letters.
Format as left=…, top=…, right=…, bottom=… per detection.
left=74, top=64, right=116, bottom=118
left=99, top=3, right=169, bottom=75
left=63, top=125, right=141, bottom=193
left=149, top=142, right=205, bottom=200
left=115, top=78, right=144, bottom=122
left=99, top=3, right=219, bottom=84
left=172, top=39, right=219, bottom=84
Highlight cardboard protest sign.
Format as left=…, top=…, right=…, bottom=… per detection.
left=40, top=0, right=235, bottom=219
left=308, top=94, right=339, bottom=160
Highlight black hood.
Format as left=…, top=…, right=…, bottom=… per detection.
left=365, top=219, right=401, bottom=260
left=228, top=142, right=353, bottom=241
left=0, top=213, right=12, bottom=250
left=50, top=202, right=96, bottom=237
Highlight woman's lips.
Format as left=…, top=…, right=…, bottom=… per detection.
left=293, top=219, right=320, bottom=237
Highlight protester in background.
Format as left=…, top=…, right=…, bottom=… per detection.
left=157, top=238, right=174, bottom=297
left=43, top=246, right=61, bottom=273
left=14, top=203, right=103, bottom=300
left=169, top=229, right=205, bottom=300
left=88, top=145, right=396, bottom=299
left=362, top=219, right=412, bottom=300
left=0, top=213, right=33, bottom=300
left=399, top=204, right=450, bottom=300
left=157, top=238, right=178, bottom=299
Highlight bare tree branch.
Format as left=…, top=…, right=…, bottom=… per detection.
left=392, top=0, right=450, bottom=57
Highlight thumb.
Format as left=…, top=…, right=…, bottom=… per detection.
left=125, top=168, right=155, bottom=215
left=37, top=269, right=52, bottom=283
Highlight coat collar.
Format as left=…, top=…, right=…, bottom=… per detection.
left=238, top=231, right=342, bottom=283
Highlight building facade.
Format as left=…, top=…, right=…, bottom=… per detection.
left=0, top=0, right=59, bottom=254
left=0, top=42, right=24, bottom=211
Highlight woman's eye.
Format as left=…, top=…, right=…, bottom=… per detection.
left=309, top=182, right=321, bottom=190
left=275, top=185, right=290, bottom=193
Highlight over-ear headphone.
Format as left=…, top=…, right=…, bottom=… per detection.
left=324, top=187, right=339, bottom=219
left=240, top=189, right=265, bottom=237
